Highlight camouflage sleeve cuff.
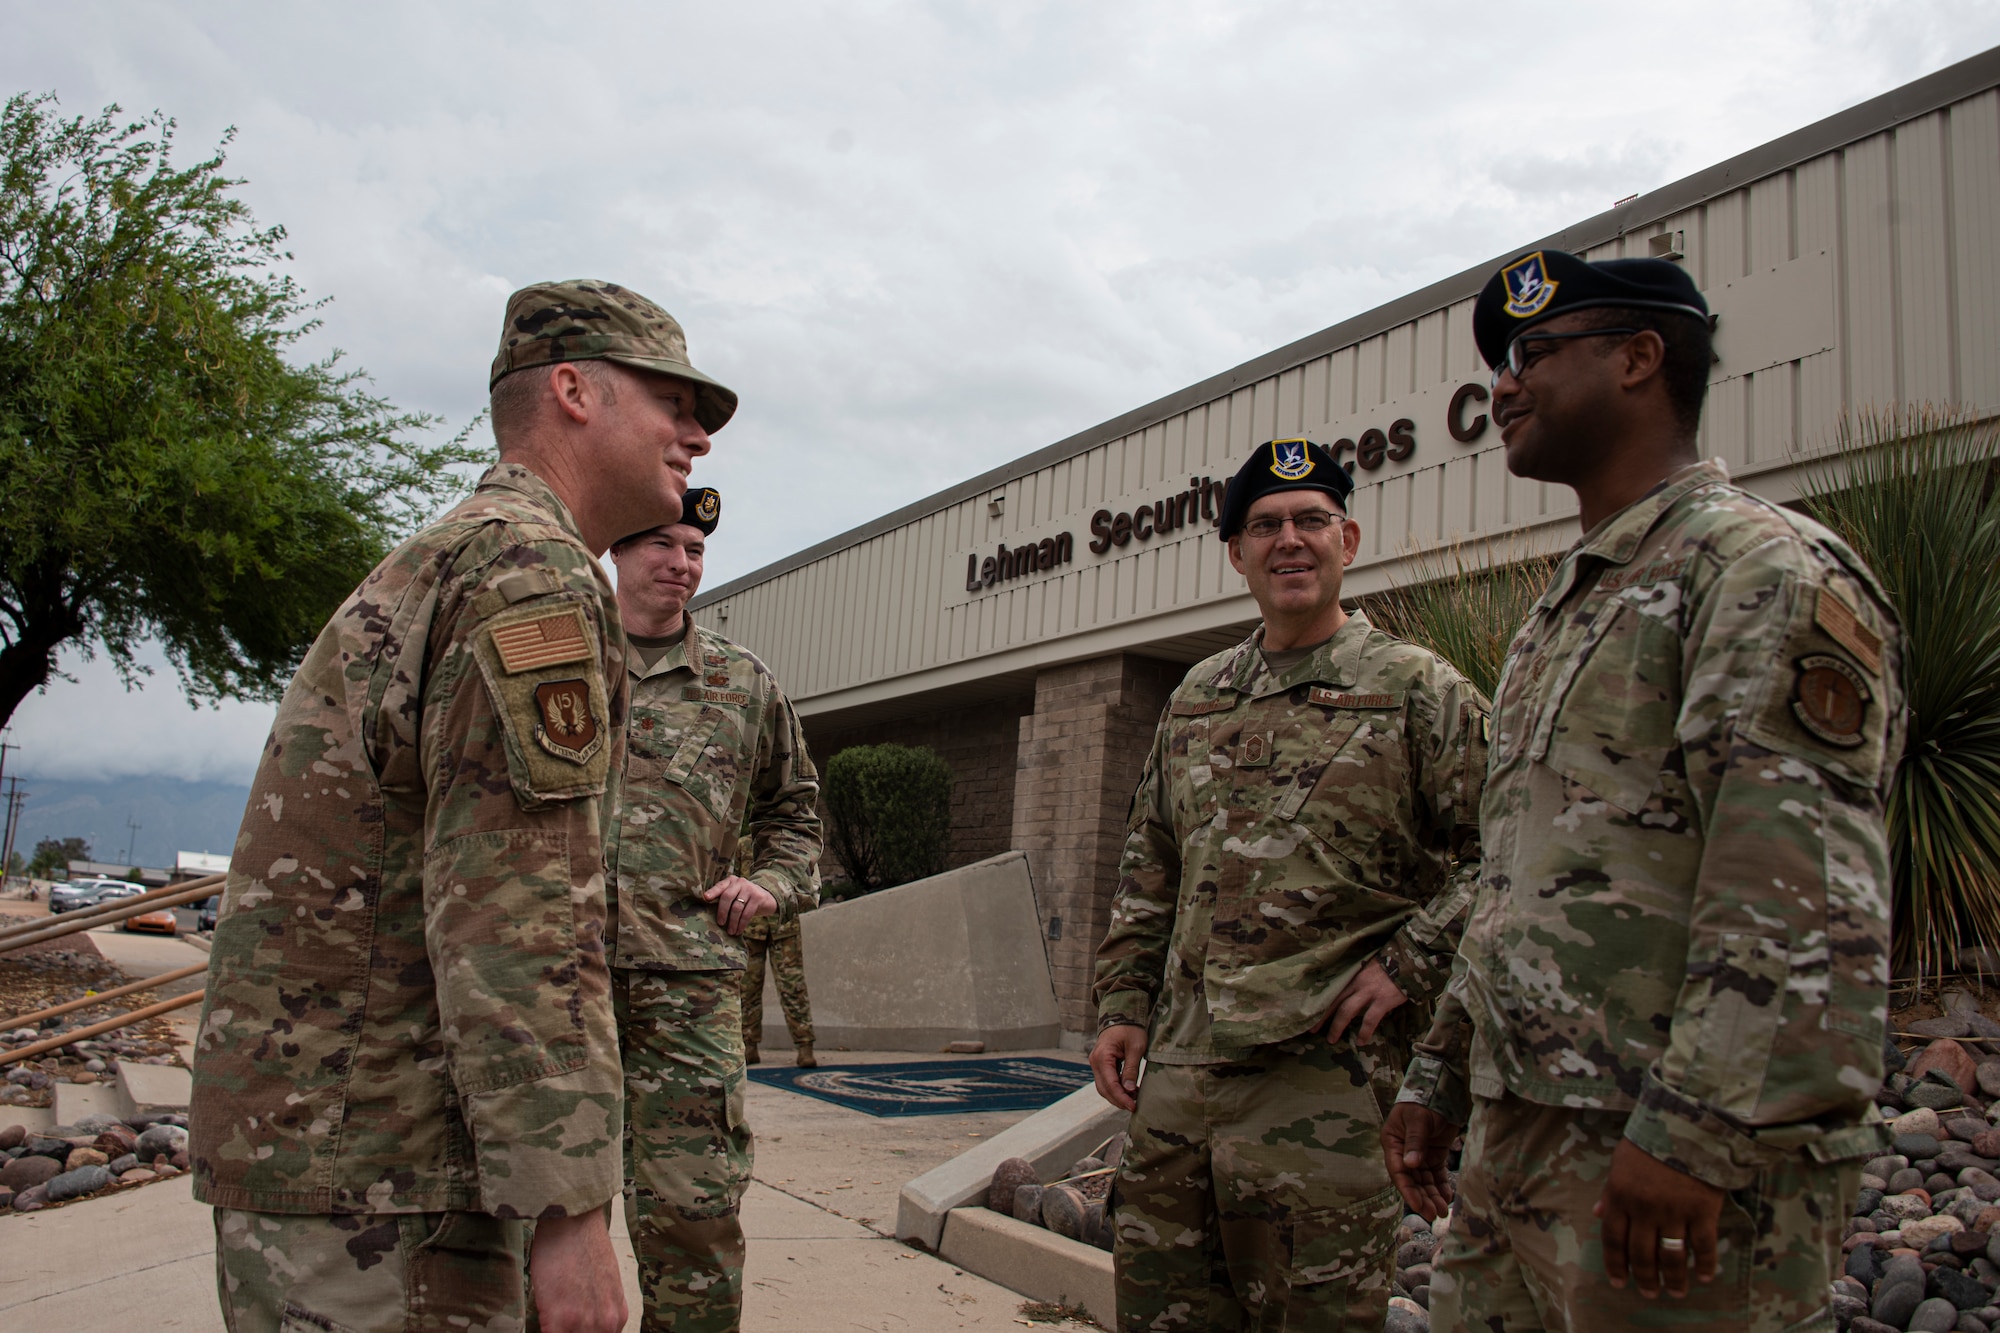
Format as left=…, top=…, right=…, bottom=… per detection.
left=1376, top=932, right=1456, bottom=1010
left=1621, top=1075, right=1761, bottom=1191
left=1395, top=1054, right=1471, bottom=1127
left=1096, top=991, right=1153, bottom=1034
left=750, top=870, right=815, bottom=924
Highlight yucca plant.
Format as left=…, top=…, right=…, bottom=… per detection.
left=1797, top=406, right=2000, bottom=984
left=1367, top=539, right=1564, bottom=698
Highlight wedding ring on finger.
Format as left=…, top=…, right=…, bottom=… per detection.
left=1658, top=1237, right=1687, bottom=1252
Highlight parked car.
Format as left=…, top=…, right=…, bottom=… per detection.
left=120, top=903, right=180, bottom=935
left=47, top=878, right=144, bottom=914
left=197, top=895, right=221, bottom=932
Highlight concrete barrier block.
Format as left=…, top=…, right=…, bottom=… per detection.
left=118, top=1063, right=192, bottom=1117
left=896, top=1080, right=1126, bottom=1250
left=938, top=1206, right=1114, bottom=1327
left=770, top=851, right=1062, bottom=1053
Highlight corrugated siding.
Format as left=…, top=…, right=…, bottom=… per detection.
left=710, top=89, right=2000, bottom=712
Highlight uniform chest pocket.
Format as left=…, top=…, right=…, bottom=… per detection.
left=1284, top=710, right=1404, bottom=869
left=664, top=706, right=745, bottom=825
left=1534, top=597, right=1681, bottom=815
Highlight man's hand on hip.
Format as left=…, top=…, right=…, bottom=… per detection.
left=1594, top=1139, right=1725, bottom=1298
left=528, top=1208, right=627, bottom=1333
left=1380, top=1103, right=1457, bottom=1221
left=704, top=875, right=777, bottom=935
left=1089, top=1024, right=1148, bottom=1113
left=1322, top=958, right=1407, bottom=1045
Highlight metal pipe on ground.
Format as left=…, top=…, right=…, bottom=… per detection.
left=0, top=990, right=205, bottom=1066
left=0, top=961, right=210, bottom=1031
left=0, top=873, right=224, bottom=944
left=0, top=878, right=225, bottom=954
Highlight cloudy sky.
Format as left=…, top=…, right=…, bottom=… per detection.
left=3, top=1, right=1997, bottom=786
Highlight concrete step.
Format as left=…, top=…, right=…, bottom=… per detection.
left=938, top=1205, right=1114, bottom=1327
left=53, top=1079, right=126, bottom=1126
left=119, top=1062, right=192, bottom=1118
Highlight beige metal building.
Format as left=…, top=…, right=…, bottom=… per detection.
left=694, top=47, right=2000, bottom=1041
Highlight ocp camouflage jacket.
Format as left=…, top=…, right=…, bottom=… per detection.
left=190, top=464, right=628, bottom=1219
left=1094, top=611, right=1489, bottom=1060
left=608, top=622, right=820, bottom=971
left=1400, top=461, right=1905, bottom=1188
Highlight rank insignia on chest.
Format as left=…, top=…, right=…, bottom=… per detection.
left=1238, top=731, right=1274, bottom=767
left=1792, top=654, right=1870, bottom=747
left=533, top=678, right=603, bottom=762
left=490, top=608, right=591, bottom=673
left=705, top=671, right=731, bottom=687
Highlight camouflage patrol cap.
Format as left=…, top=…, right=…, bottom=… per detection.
left=490, top=280, right=738, bottom=433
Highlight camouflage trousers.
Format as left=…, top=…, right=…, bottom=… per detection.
left=213, top=1206, right=529, bottom=1332
left=1112, top=1035, right=1406, bottom=1332
left=742, top=930, right=814, bottom=1048
left=615, top=967, right=752, bottom=1333
left=1430, top=1093, right=1858, bottom=1332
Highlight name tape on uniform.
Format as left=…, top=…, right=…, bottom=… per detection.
left=491, top=608, right=591, bottom=674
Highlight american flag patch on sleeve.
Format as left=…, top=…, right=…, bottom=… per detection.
left=490, top=608, right=591, bottom=673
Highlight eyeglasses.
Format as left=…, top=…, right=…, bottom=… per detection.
left=1241, top=510, right=1341, bottom=540
left=1491, top=327, right=1644, bottom=388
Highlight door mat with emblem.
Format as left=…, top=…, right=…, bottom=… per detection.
left=747, top=1056, right=1092, bottom=1117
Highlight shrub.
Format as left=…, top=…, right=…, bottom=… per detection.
left=1367, top=539, right=1563, bottom=697
left=823, top=744, right=953, bottom=892
left=1798, top=406, right=2000, bottom=983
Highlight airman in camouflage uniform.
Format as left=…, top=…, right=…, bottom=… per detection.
left=191, top=280, right=732, bottom=1333
left=1384, top=251, right=1904, bottom=1332
left=741, top=910, right=816, bottom=1066
left=609, top=488, right=822, bottom=1333
left=1091, top=439, right=1489, bottom=1332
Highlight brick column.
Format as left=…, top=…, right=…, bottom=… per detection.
left=1011, top=653, right=1182, bottom=1041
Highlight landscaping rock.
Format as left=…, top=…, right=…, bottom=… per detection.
left=11, top=1183, right=47, bottom=1212
left=1849, top=1318, right=1898, bottom=1333
left=1908, top=1296, right=1961, bottom=1331
left=93, top=1125, right=137, bottom=1157
left=134, top=1123, right=189, bottom=1158
left=987, top=1158, right=1039, bottom=1213
left=64, top=1147, right=107, bottom=1171
left=1977, top=1129, right=2000, bottom=1159
left=0, top=1153, right=60, bottom=1191
left=1914, top=1042, right=1982, bottom=1095
left=1911, top=1016, right=1975, bottom=1040
left=117, top=1168, right=158, bottom=1184
left=1903, top=1214, right=1966, bottom=1247
left=1041, top=1184, right=1086, bottom=1240
left=107, top=1152, right=136, bottom=1175
left=1931, top=1265, right=1990, bottom=1309
left=1012, top=1183, right=1044, bottom=1225
left=1979, top=1063, right=2000, bottom=1100
left=1882, top=1192, right=1935, bottom=1223
left=1873, top=1278, right=1926, bottom=1328
left=1901, top=1133, right=1947, bottom=1160
left=1895, top=1107, right=1944, bottom=1137
left=1384, top=1307, right=1427, bottom=1333
left=1910, top=1080, right=1970, bottom=1111
left=44, top=1163, right=110, bottom=1202
left=1949, top=1117, right=1989, bottom=1143
left=0, top=1124, right=23, bottom=1151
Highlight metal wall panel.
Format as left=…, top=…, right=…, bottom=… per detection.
left=693, top=79, right=2000, bottom=720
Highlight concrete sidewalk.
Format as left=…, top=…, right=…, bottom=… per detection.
left=0, top=1051, right=1099, bottom=1331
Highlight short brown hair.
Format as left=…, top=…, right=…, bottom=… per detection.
left=490, top=359, right=622, bottom=449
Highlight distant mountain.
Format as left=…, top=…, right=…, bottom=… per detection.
left=6, top=774, right=250, bottom=871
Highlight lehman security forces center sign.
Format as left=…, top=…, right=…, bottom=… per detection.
left=961, top=378, right=1497, bottom=595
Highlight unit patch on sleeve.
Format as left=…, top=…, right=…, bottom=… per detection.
left=534, top=679, right=603, bottom=763
left=491, top=607, right=592, bottom=673
left=1791, top=654, right=1870, bottom=748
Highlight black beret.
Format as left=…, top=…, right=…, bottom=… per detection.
left=1472, top=250, right=1708, bottom=368
left=1218, top=439, right=1355, bottom=541
left=680, top=486, right=720, bottom=537
left=611, top=486, right=720, bottom=550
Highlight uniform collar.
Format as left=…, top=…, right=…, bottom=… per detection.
left=1221, top=609, right=1372, bottom=696
left=1538, top=459, right=1726, bottom=609
left=630, top=619, right=703, bottom=682
left=474, top=462, right=588, bottom=546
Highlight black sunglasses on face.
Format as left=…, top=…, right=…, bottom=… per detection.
left=1491, top=327, right=1646, bottom=388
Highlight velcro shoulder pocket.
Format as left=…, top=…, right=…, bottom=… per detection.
left=1741, top=576, right=1894, bottom=790
left=471, top=598, right=611, bottom=807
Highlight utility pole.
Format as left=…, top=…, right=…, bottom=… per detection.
left=0, top=779, right=25, bottom=887
left=124, top=812, right=142, bottom=868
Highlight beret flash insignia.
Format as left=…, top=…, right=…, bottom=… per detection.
left=695, top=491, right=720, bottom=523
left=1501, top=251, right=1559, bottom=319
left=1269, top=438, right=1315, bottom=481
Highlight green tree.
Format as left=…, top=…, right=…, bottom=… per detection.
left=0, top=93, right=480, bottom=727
left=1798, top=406, right=2000, bottom=982
left=823, top=744, right=953, bottom=892
left=27, top=835, right=88, bottom=879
